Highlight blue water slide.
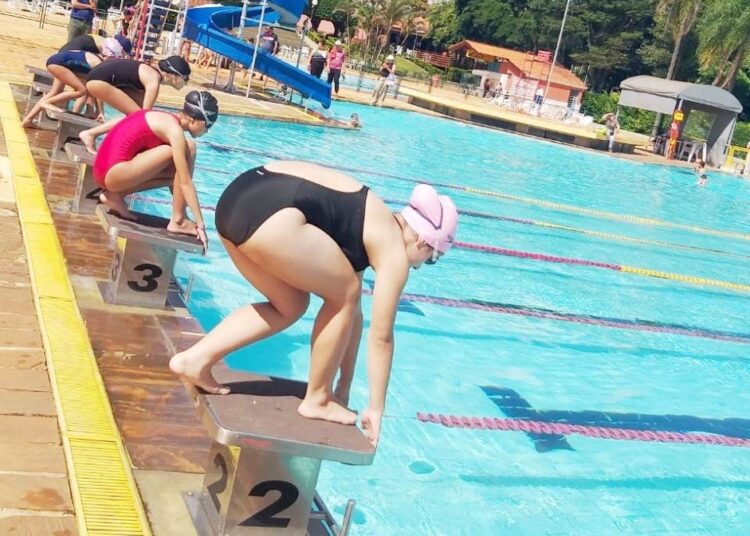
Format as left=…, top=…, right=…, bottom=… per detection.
left=184, top=2, right=331, bottom=108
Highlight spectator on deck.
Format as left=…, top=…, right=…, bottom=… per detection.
left=68, top=0, right=96, bottom=42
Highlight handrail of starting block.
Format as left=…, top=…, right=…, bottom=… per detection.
left=186, top=364, right=377, bottom=466
left=95, top=205, right=204, bottom=253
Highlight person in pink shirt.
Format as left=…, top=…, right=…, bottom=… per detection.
left=327, top=39, right=347, bottom=95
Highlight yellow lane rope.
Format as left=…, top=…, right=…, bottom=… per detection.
left=0, top=82, right=151, bottom=536
left=618, top=265, right=750, bottom=293
left=463, top=186, right=750, bottom=242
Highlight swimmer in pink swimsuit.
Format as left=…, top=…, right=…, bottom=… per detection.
left=91, top=91, right=219, bottom=250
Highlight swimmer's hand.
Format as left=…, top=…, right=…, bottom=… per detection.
left=360, top=407, right=382, bottom=447
left=197, top=225, right=208, bottom=254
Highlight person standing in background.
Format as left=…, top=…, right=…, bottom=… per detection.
left=327, top=40, right=346, bottom=96
left=68, top=0, right=96, bottom=41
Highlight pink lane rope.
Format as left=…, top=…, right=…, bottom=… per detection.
left=416, top=413, right=750, bottom=448
left=457, top=241, right=621, bottom=270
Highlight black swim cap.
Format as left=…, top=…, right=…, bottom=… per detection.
left=183, top=91, right=219, bottom=129
left=114, top=34, right=133, bottom=55
left=158, top=55, right=191, bottom=80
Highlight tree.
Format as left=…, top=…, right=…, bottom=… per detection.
left=697, top=0, right=750, bottom=90
left=427, top=0, right=462, bottom=49
left=657, top=0, right=702, bottom=80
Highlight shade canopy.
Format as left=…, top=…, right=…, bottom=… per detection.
left=619, top=76, right=742, bottom=114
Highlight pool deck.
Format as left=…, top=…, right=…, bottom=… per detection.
left=1, top=82, right=210, bottom=535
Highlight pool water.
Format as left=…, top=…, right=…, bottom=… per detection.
left=135, top=101, right=750, bottom=535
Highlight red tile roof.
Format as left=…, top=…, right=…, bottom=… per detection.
left=449, top=40, right=587, bottom=90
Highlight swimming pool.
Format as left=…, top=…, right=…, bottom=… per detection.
left=135, top=101, right=750, bottom=535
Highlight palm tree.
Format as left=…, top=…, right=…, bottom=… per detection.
left=697, top=0, right=750, bottom=90
left=397, top=0, right=428, bottom=49
left=373, top=0, right=414, bottom=61
left=657, top=0, right=702, bottom=80
left=334, top=0, right=359, bottom=51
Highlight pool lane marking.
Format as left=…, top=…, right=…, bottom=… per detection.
left=480, top=386, right=750, bottom=452
left=197, top=140, right=750, bottom=243
left=459, top=241, right=750, bottom=294
left=0, top=82, right=151, bottom=535
left=359, top=289, right=750, bottom=344
left=416, top=412, right=750, bottom=448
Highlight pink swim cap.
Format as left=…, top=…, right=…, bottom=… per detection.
left=401, top=184, right=458, bottom=253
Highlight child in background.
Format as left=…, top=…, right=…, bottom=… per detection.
left=694, top=159, right=708, bottom=186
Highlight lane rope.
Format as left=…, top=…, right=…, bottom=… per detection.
left=198, top=140, right=750, bottom=242
left=370, top=290, right=750, bottom=345
left=416, top=413, right=750, bottom=448
left=130, top=194, right=750, bottom=294
left=459, top=242, right=750, bottom=294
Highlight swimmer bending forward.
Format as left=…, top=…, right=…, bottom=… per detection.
left=170, top=163, right=459, bottom=446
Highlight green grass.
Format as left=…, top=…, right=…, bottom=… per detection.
left=393, top=56, right=429, bottom=78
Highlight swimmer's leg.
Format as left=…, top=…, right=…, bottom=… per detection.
left=101, top=145, right=176, bottom=219
left=21, top=77, right=64, bottom=127
left=333, top=290, right=362, bottom=405
left=41, top=68, right=88, bottom=112
left=247, top=209, right=360, bottom=425
left=86, top=80, right=140, bottom=115
left=79, top=116, right=122, bottom=153
left=170, top=237, right=311, bottom=394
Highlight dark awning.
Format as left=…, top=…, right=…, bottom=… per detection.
left=619, top=76, right=742, bottom=114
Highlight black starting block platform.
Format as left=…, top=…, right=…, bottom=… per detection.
left=183, top=365, right=374, bottom=536
left=96, top=206, right=203, bottom=308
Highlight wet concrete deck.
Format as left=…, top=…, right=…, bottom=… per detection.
left=10, top=84, right=211, bottom=534
left=0, top=100, right=77, bottom=535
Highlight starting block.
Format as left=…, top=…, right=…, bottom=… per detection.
left=24, top=80, right=57, bottom=130
left=45, top=109, right=98, bottom=160
left=96, top=206, right=203, bottom=308
left=183, top=365, right=375, bottom=536
left=64, top=143, right=99, bottom=213
left=25, top=64, right=53, bottom=86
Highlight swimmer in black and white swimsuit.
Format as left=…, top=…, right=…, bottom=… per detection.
left=170, top=160, right=460, bottom=448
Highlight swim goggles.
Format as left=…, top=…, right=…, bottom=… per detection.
left=162, top=57, right=190, bottom=81
left=408, top=202, right=446, bottom=264
left=194, top=91, right=216, bottom=129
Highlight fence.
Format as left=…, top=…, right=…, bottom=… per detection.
left=723, top=145, right=750, bottom=176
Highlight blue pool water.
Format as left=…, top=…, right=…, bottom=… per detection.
left=137, top=102, right=750, bottom=535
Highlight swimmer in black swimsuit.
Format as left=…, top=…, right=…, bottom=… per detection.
left=170, top=161, right=460, bottom=447
left=85, top=55, right=191, bottom=115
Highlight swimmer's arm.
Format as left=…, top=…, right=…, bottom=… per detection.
left=366, top=262, right=407, bottom=411
left=166, top=127, right=204, bottom=227
left=140, top=66, right=162, bottom=110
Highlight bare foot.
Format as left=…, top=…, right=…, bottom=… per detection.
left=79, top=129, right=96, bottom=154
left=99, top=191, right=134, bottom=220
left=298, top=397, right=357, bottom=425
left=167, top=218, right=197, bottom=236
left=20, top=119, right=39, bottom=129
left=169, top=352, right=230, bottom=395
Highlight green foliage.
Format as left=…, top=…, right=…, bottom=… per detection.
left=731, top=121, right=750, bottom=147
left=581, top=91, right=656, bottom=135
left=394, top=56, right=429, bottom=77
left=427, top=0, right=461, bottom=49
